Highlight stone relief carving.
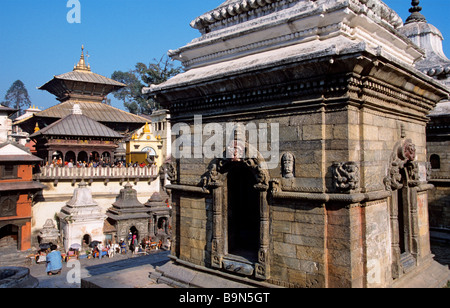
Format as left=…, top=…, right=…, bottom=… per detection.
left=332, top=161, right=360, bottom=193
left=384, top=161, right=403, bottom=191
left=281, top=152, right=295, bottom=178
left=202, top=156, right=269, bottom=190
left=384, top=138, right=420, bottom=191
left=166, top=161, right=177, bottom=183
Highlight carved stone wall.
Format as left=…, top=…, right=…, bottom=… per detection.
left=152, top=0, right=448, bottom=288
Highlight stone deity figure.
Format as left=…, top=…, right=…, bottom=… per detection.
left=281, top=152, right=295, bottom=178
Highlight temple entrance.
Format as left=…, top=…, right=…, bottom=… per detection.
left=397, top=185, right=407, bottom=254
left=129, top=226, right=139, bottom=250
left=157, top=217, right=168, bottom=234
left=226, top=165, right=260, bottom=262
left=82, top=234, right=91, bottom=246
left=0, top=225, right=19, bottom=250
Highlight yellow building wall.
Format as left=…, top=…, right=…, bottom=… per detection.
left=125, top=123, right=163, bottom=167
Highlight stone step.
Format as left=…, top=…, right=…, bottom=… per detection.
left=391, top=257, right=450, bottom=288
left=0, top=250, right=34, bottom=267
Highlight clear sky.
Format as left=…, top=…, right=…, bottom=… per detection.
left=1, top=0, right=449, bottom=112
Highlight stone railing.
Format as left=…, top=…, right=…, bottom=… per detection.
left=34, top=165, right=159, bottom=183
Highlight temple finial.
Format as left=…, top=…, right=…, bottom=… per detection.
left=405, top=0, right=427, bottom=24
left=73, top=45, right=91, bottom=72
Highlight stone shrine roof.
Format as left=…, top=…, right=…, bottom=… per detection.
left=399, top=1, right=450, bottom=86
left=147, top=0, right=425, bottom=96
left=107, top=183, right=149, bottom=221
left=190, top=0, right=403, bottom=32
left=429, top=101, right=450, bottom=117
left=59, top=181, right=105, bottom=221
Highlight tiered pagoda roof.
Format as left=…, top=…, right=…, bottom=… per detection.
left=17, top=46, right=148, bottom=134
left=38, top=46, right=126, bottom=102
left=30, top=104, right=122, bottom=139
left=106, top=183, right=149, bottom=221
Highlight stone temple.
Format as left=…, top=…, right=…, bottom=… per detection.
left=144, top=0, right=450, bottom=287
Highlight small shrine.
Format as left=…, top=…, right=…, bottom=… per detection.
left=58, top=181, right=106, bottom=252
left=145, top=0, right=450, bottom=288
left=105, top=183, right=150, bottom=245
left=144, top=192, right=171, bottom=240
left=37, top=219, right=60, bottom=245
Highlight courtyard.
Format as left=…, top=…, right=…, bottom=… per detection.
left=28, top=250, right=171, bottom=288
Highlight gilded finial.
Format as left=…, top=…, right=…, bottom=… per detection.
left=143, top=122, right=151, bottom=133
left=73, top=45, right=91, bottom=72
left=34, top=122, right=40, bottom=133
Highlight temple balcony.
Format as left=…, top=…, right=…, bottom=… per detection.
left=33, top=165, right=159, bottom=185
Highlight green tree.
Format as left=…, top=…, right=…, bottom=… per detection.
left=111, top=55, right=182, bottom=115
left=2, top=80, right=31, bottom=117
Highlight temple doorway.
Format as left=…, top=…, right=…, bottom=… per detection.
left=82, top=234, right=91, bottom=246
left=0, top=224, right=19, bottom=250
left=226, top=165, right=260, bottom=262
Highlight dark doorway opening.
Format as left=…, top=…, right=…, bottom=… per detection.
left=0, top=224, right=18, bottom=250
left=227, top=165, right=260, bottom=262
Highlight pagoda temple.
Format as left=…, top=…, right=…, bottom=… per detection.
left=30, top=103, right=123, bottom=165
left=16, top=46, right=148, bottom=135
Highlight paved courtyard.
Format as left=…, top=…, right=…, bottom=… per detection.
left=28, top=250, right=171, bottom=288
left=22, top=236, right=449, bottom=288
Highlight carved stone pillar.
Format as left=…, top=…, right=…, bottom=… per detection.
left=255, top=184, right=270, bottom=280
left=211, top=181, right=224, bottom=269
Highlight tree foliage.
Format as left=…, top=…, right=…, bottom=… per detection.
left=2, top=80, right=31, bottom=117
left=111, top=56, right=182, bottom=115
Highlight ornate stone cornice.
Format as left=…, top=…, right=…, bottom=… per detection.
left=190, top=0, right=402, bottom=33
left=163, top=0, right=410, bottom=72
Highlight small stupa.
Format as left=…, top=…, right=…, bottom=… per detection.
left=58, top=181, right=106, bottom=252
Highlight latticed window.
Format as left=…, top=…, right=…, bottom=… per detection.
left=0, top=196, right=18, bottom=217
left=0, top=164, right=18, bottom=179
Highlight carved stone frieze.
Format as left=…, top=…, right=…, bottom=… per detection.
left=202, top=156, right=269, bottom=190
left=332, top=161, right=360, bottom=193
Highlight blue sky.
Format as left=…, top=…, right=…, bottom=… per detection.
left=1, top=0, right=449, bottom=112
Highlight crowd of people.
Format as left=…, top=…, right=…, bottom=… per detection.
left=45, top=158, right=150, bottom=168
left=40, top=235, right=171, bottom=276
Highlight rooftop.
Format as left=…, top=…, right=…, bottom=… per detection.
left=26, top=100, right=148, bottom=125
left=38, top=46, right=126, bottom=101
left=30, top=104, right=123, bottom=139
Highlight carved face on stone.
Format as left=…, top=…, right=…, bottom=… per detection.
left=403, top=140, right=416, bottom=161
left=281, top=153, right=294, bottom=178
